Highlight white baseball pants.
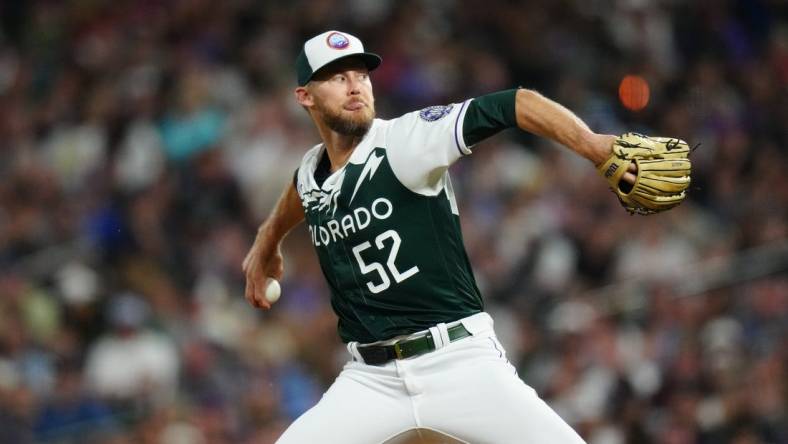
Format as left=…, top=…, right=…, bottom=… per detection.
left=276, top=313, right=586, bottom=444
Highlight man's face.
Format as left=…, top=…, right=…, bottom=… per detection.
left=300, top=58, right=375, bottom=137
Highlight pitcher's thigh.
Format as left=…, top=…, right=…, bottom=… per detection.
left=276, top=372, right=415, bottom=444
left=421, top=361, right=586, bottom=444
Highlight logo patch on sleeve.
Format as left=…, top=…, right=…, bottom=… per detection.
left=419, top=105, right=454, bottom=122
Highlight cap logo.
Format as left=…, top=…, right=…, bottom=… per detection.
left=326, top=32, right=350, bottom=49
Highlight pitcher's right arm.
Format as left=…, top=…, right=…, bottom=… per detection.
left=243, top=180, right=304, bottom=309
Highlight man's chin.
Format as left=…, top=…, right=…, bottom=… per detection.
left=345, top=107, right=374, bottom=122
left=348, top=114, right=374, bottom=129
left=325, top=112, right=374, bottom=137
left=341, top=119, right=373, bottom=138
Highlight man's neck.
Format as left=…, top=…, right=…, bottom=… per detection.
left=316, top=121, right=365, bottom=173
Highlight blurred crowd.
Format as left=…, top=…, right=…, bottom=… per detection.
left=0, top=0, right=786, bottom=443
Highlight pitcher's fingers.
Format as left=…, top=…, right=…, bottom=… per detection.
left=245, top=278, right=260, bottom=308
left=622, top=171, right=637, bottom=185
left=628, top=162, right=638, bottom=173
left=253, top=291, right=271, bottom=310
left=252, top=277, right=271, bottom=310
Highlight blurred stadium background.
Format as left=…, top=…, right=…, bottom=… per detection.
left=0, top=0, right=786, bottom=443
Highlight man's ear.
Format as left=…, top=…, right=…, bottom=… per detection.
left=295, top=86, right=313, bottom=107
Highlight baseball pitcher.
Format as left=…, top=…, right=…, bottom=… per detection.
left=243, top=30, right=691, bottom=443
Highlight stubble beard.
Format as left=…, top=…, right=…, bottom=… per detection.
left=315, top=100, right=375, bottom=138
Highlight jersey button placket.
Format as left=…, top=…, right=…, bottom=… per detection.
left=320, top=208, right=357, bottom=308
left=316, top=212, right=339, bottom=274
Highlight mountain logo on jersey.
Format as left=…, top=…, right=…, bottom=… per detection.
left=349, top=150, right=384, bottom=204
left=300, top=170, right=345, bottom=217
left=419, top=104, right=453, bottom=122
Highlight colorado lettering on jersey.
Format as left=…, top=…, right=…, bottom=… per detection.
left=307, top=197, right=393, bottom=247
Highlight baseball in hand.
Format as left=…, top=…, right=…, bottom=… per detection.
left=265, top=278, right=281, bottom=304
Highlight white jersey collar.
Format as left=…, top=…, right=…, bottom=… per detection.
left=302, top=119, right=385, bottom=191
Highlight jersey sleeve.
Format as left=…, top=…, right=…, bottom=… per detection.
left=462, top=89, right=518, bottom=146
left=386, top=100, right=473, bottom=196
left=387, top=90, right=518, bottom=196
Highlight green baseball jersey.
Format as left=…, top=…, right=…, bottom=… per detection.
left=295, top=90, right=517, bottom=343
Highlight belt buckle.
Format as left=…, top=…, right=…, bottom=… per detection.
left=393, top=342, right=404, bottom=359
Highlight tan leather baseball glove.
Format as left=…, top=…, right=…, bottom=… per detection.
left=598, top=132, right=692, bottom=215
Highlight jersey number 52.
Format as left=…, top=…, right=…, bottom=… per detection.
left=352, top=230, right=420, bottom=294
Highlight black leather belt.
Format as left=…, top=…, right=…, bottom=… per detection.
left=357, top=323, right=472, bottom=365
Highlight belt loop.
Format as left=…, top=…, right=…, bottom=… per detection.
left=428, top=326, right=444, bottom=349
left=437, top=322, right=451, bottom=345
left=347, top=342, right=363, bottom=363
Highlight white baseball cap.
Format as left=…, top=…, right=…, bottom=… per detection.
left=296, top=30, right=381, bottom=86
